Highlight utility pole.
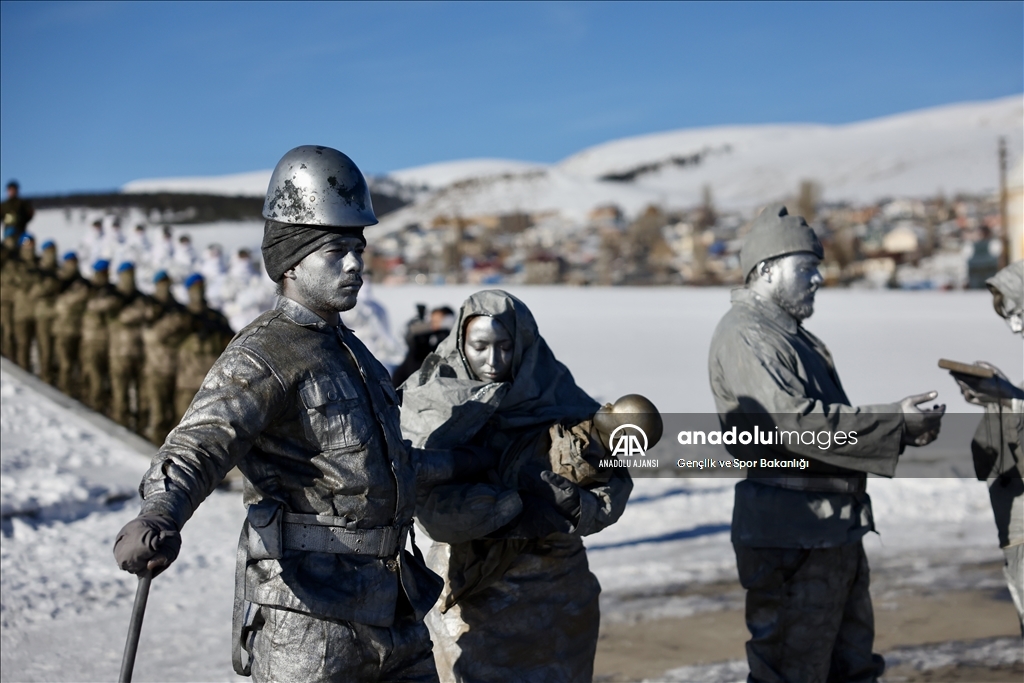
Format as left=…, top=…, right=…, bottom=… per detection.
left=999, top=137, right=1009, bottom=269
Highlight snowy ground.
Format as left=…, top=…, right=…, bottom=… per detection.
left=1, top=287, right=1021, bottom=682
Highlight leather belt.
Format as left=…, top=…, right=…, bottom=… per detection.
left=282, top=512, right=409, bottom=557
left=752, top=475, right=866, bottom=494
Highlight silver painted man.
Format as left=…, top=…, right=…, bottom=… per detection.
left=113, top=146, right=475, bottom=682
left=950, top=261, right=1024, bottom=635
left=708, top=205, right=944, bottom=683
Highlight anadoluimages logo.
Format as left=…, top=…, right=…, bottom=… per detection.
left=609, top=424, right=648, bottom=457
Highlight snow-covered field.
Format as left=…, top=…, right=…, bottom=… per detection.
left=1, top=287, right=1021, bottom=682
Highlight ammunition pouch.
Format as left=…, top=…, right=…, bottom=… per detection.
left=246, top=499, right=284, bottom=560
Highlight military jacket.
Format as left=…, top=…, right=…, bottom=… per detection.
left=175, top=306, right=234, bottom=392
left=30, top=269, right=62, bottom=323
left=140, top=297, right=448, bottom=626
left=81, top=284, right=123, bottom=345
left=108, top=291, right=150, bottom=361
left=9, top=259, right=42, bottom=322
left=709, top=288, right=905, bottom=548
left=0, top=197, right=34, bottom=235
left=142, top=298, right=191, bottom=377
left=52, top=277, right=91, bottom=337
left=0, top=257, right=17, bottom=305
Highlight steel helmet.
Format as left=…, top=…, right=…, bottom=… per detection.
left=262, top=145, right=378, bottom=227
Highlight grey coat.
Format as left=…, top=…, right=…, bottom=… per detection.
left=708, top=288, right=905, bottom=548
left=140, top=296, right=450, bottom=626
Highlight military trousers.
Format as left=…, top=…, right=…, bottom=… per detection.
left=36, top=317, right=55, bottom=384
left=55, top=334, right=81, bottom=397
left=144, top=370, right=176, bottom=445
left=1, top=301, right=14, bottom=358
left=80, top=340, right=110, bottom=413
left=249, top=606, right=438, bottom=683
left=110, top=355, right=144, bottom=429
left=734, top=542, right=884, bottom=683
left=14, top=317, right=34, bottom=372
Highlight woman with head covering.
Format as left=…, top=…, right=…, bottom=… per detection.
left=400, top=289, right=634, bottom=682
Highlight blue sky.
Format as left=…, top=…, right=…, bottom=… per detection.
left=1, top=1, right=1021, bottom=195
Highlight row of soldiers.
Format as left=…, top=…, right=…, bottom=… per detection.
left=0, top=229, right=234, bottom=444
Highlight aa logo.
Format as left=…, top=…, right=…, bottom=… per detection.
left=609, top=424, right=648, bottom=457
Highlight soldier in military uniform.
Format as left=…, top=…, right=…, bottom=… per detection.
left=52, top=253, right=91, bottom=397
left=708, top=205, right=945, bottom=682
left=80, top=260, right=122, bottom=413
left=172, top=273, right=235, bottom=423
left=11, top=234, right=44, bottom=371
left=1, top=180, right=34, bottom=242
left=0, top=228, right=19, bottom=358
left=28, top=241, right=61, bottom=382
left=114, top=146, right=490, bottom=682
left=108, top=263, right=149, bottom=429
left=142, top=271, right=191, bottom=444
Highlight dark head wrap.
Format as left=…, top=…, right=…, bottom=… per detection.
left=260, top=219, right=365, bottom=282
left=400, top=289, right=599, bottom=449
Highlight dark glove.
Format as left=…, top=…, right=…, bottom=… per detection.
left=451, top=445, right=499, bottom=477
left=521, top=470, right=582, bottom=525
left=113, top=514, right=181, bottom=577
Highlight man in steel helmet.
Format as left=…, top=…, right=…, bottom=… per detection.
left=113, top=146, right=480, bottom=682
left=708, top=205, right=946, bottom=682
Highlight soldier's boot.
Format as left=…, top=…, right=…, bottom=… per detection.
left=37, top=319, right=55, bottom=384
left=14, top=319, right=34, bottom=372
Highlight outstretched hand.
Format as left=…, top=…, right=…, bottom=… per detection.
left=899, top=391, right=945, bottom=447
left=952, top=362, right=1023, bottom=406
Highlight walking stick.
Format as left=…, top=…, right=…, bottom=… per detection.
left=119, top=572, right=153, bottom=683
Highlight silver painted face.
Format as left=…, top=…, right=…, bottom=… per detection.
left=463, top=315, right=514, bottom=383
left=769, top=253, right=823, bottom=321
left=288, top=235, right=364, bottom=321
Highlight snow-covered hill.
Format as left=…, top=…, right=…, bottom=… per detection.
left=121, top=96, right=1022, bottom=232
left=372, top=95, right=1022, bottom=232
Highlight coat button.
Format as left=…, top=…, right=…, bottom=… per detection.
left=327, top=390, right=337, bottom=400
left=385, top=558, right=398, bottom=572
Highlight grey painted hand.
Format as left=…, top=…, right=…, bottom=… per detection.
left=899, top=391, right=945, bottom=447
left=953, top=362, right=1023, bottom=407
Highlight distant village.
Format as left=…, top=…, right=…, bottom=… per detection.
left=366, top=178, right=1023, bottom=290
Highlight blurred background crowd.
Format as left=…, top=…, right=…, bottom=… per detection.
left=0, top=179, right=458, bottom=445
